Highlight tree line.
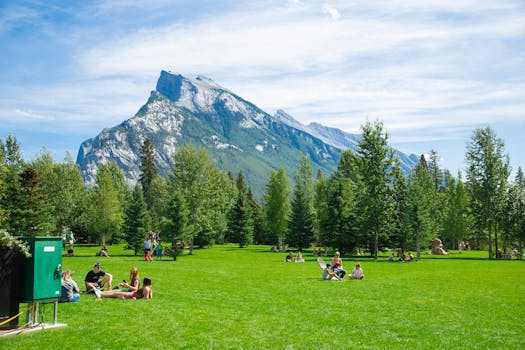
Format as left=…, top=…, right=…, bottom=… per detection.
left=1, top=122, right=523, bottom=260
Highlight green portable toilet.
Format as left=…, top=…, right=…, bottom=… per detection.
left=20, top=237, right=63, bottom=302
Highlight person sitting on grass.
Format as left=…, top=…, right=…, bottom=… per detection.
left=349, top=262, right=365, bottom=280
left=118, top=267, right=140, bottom=292
left=85, top=262, right=113, bottom=293
left=331, top=251, right=347, bottom=278
left=60, top=270, right=80, bottom=302
left=322, top=263, right=342, bottom=281
left=94, top=277, right=153, bottom=300
left=404, top=251, right=414, bottom=262
left=285, top=251, right=294, bottom=262
left=295, top=251, right=305, bottom=263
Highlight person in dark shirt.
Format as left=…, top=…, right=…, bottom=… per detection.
left=84, top=262, right=113, bottom=293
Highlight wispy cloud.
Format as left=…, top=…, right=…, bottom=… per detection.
left=1, top=0, right=524, bottom=169
left=322, top=5, right=341, bottom=19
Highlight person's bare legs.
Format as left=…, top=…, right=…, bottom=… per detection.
left=99, top=290, right=127, bottom=299
left=100, top=273, right=113, bottom=290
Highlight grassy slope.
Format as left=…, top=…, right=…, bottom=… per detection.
left=2, top=245, right=524, bottom=349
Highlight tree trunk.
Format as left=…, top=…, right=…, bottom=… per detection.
left=374, top=227, right=379, bottom=260
left=487, top=222, right=493, bottom=260
left=415, top=228, right=420, bottom=261
left=189, top=236, right=194, bottom=255
left=494, top=224, right=499, bottom=259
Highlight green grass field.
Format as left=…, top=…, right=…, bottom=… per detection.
left=2, top=244, right=524, bottom=349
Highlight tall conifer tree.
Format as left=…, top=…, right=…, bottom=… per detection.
left=287, top=156, right=316, bottom=250
left=140, top=139, right=158, bottom=209
left=123, top=184, right=150, bottom=255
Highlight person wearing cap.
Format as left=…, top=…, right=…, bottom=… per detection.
left=60, top=270, right=80, bottom=302
left=85, top=262, right=113, bottom=294
left=322, top=263, right=342, bottom=281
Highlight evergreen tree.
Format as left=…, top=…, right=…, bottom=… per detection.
left=123, top=184, right=151, bottom=255
left=226, top=172, right=253, bottom=247
left=1, top=135, right=25, bottom=232
left=263, top=167, right=290, bottom=247
left=0, top=140, right=8, bottom=227
left=357, top=121, right=392, bottom=259
left=139, top=139, right=158, bottom=209
left=313, top=170, right=327, bottom=245
left=389, top=158, right=410, bottom=251
left=226, top=193, right=253, bottom=248
left=247, top=188, right=265, bottom=245
left=286, top=156, right=316, bottom=250
left=319, top=149, right=360, bottom=255
left=466, top=127, right=510, bottom=259
left=10, top=167, right=54, bottom=235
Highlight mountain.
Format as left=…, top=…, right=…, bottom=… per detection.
left=76, top=70, right=418, bottom=196
left=274, top=110, right=419, bottom=173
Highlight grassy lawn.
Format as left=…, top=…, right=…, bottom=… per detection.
left=2, top=244, right=524, bottom=349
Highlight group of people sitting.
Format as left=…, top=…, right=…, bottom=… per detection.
left=322, top=251, right=365, bottom=281
left=312, top=248, right=328, bottom=257
left=270, top=244, right=288, bottom=252
left=59, top=261, right=153, bottom=302
left=388, top=249, right=414, bottom=262
left=285, top=251, right=305, bottom=262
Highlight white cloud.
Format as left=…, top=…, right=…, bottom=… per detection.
left=322, top=5, right=341, bottom=19
left=1, top=0, right=524, bottom=171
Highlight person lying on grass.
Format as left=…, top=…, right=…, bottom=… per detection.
left=94, top=277, right=153, bottom=300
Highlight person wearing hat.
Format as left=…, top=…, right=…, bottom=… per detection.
left=84, top=262, right=113, bottom=295
left=322, top=263, right=342, bottom=281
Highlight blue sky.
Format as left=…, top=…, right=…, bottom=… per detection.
left=1, top=0, right=524, bottom=177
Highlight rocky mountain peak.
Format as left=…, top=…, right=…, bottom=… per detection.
left=76, top=71, right=418, bottom=195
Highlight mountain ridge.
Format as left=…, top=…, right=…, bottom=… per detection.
left=76, top=70, right=418, bottom=196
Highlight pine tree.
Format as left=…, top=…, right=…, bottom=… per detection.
left=1, top=135, right=25, bottom=232
left=10, top=167, right=54, bottom=235
left=286, top=156, right=316, bottom=250
left=226, top=172, right=254, bottom=247
left=123, top=185, right=150, bottom=255
left=389, top=158, right=410, bottom=251
left=357, top=121, right=392, bottom=259
left=247, top=188, right=265, bottom=244
left=319, top=150, right=360, bottom=255
left=139, top=139, right=158, bottom=209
